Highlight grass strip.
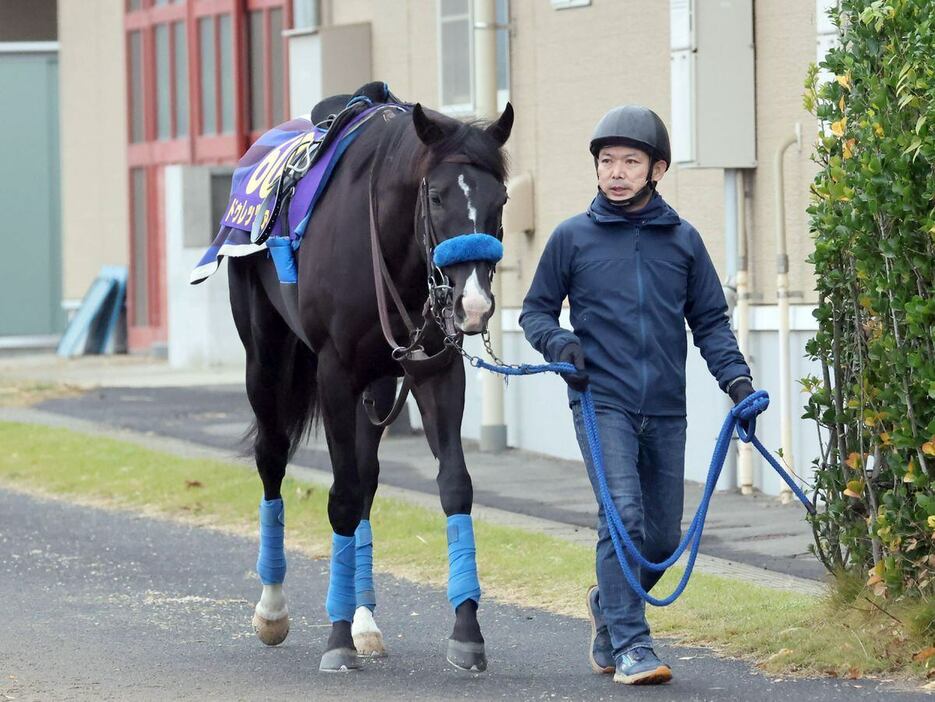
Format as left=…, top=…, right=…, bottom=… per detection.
left=0, top=419, right=930, bottom=682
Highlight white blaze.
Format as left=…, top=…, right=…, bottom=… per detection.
left=460, top=267, right=492, bottom=332
left=457, top=174, right=478, bottom=232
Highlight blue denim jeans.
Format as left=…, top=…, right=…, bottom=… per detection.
left=572, top=402, right=687, bottom=658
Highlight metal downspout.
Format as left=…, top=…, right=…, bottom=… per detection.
left=775, top=124, right=801, bottom=502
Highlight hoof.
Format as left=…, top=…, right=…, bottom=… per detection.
left=319, top=647, right=361, bottom=672
left=446, top=639, right=487, bottom=672
left=252, top=612, right=289, bottom=646
left=352, top=606, right=386, bottom=657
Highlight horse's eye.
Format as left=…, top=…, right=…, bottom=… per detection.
left=430, top=193, right=442, bottom=206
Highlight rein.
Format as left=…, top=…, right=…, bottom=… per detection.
left=364, top=145, right=502, bottom=427
left=465, top=358, right=817, bottom=606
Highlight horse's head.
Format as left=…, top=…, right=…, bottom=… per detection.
left=412, top=103, right=514, bottom=335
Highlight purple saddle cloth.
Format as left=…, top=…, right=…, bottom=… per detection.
left=191, top=103, right=404, bottom=284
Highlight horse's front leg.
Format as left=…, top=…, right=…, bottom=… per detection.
left=317, top=346, right=364, bottom=672
left=412, top=360, right=487, bottom=672
left=349, top=376, right=397, bottom=657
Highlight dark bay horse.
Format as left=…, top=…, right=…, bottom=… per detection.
left=226, top=97, right=513, bottom=673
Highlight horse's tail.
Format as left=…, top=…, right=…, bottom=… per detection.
left=241, top=335, right=320, bottom=462
left=281, top=337, right=320, bottom=460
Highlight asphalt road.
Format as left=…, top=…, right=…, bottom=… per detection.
left=1, top=489, right=927, bottom=701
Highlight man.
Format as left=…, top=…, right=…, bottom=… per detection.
left=519, top=106, right=755, bottom=685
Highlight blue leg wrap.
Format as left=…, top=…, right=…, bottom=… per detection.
left=256, top=498, right=287, bottom=585
left=447, top=514, right=481, bottom=609
left=354, top=520, right=376, bottom=611
left=326, top=533, right=357, bottom=623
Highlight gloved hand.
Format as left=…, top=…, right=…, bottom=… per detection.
left=728, top=378, right=755, bottom=405
left=558, top=341, right=589, bottom=392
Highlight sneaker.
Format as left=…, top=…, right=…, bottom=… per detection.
left=586, top=585, right=614, bottom=674
left=613, top=647, right=672, bottom=685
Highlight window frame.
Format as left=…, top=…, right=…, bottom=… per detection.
left=437, top=0, right=511, bottom=118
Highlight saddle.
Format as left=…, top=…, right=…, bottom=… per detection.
left=251, top=82, right=402, bottom=245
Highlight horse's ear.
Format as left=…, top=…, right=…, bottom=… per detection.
left=412, top=103, right=450, bottom=146
left=485, top=102, right=514, bottom=146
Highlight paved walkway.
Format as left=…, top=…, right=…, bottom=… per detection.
left=1, top=353, right=827, bottom=594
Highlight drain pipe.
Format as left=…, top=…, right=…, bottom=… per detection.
left=737, top=170, right=754, bottom=494
left=775, top=124, right=802, bottom=502
left=721, top=168, right=740, bottom=491
left=474, top=0, right=507, bottom=452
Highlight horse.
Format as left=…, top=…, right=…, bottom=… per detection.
left=221, top=90, right=514, bottom=673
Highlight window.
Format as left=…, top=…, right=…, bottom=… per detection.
left=130, top=168, right=149, bottom=326
left=438, top=0, right=511, bottom=115
left=292, top=0, right=319, bottom=30
left=155, top=23, right=171, bottom=139
left=174, top=21, right=188, bottom=137
left=199, top=17, right=216, bottom=135
left=248, top=6, right=286, bottom=133
left=129, top=30, right=144, bottom=143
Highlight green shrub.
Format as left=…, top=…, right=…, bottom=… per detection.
left=804, top=0, right=935, bottom=597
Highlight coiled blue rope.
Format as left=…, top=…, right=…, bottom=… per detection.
left=469, top=357, right=815, bottom=606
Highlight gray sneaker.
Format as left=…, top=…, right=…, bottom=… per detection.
left=586, top=585, right=614, bottom=673
left=613, top=646, right=672, bottom=685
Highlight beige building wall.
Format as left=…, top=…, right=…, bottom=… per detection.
left=58, top=0, right=129, bottom=302
left=324, top=0, right=819, bottom=307
left=749, top=1, right=819, bottom=304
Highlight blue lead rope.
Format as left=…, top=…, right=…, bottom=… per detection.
left=469, top=358, right=815, bottom=606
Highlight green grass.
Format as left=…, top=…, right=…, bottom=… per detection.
left=0, top=419, right=931, bottom=682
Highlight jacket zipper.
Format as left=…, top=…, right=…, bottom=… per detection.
left=635, top=226, right=647, bottom=413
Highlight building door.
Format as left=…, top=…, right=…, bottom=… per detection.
left=0, top=49, right=63, bottom=339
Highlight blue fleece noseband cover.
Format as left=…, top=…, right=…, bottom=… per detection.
left=355, top=520, right=376, bottom=611
left=257, top=498, right=287, bottom=585
left=447, top=514, right=481, bottom=609
left=326, top=532, right=357, bottom=622
left=433, top=233, right=503, bottom=268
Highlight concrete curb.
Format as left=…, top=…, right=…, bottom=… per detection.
left=0, top=405, right=828, bottom=598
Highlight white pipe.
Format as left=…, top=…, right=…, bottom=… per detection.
left=474, top=0, right=506, bottom=452
left=722, top=169, right=739, bottom=491
left=737, top=171, right=754, bottom=494
left=775, top=124, right=801, bottom=502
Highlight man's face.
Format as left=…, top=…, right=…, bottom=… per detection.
left=596, top=145, right=665, bottom=203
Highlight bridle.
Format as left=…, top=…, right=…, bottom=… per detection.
left=364, top=151, right=503, bottom=426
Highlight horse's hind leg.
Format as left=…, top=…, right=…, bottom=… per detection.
left=317, top=344, right=365, bottom=672
left=412, top=362, right=487, bottom=673
left=230, top=257, right=317, bottom=647
left=350, top=376, right=396, bottom=657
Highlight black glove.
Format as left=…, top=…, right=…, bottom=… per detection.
left=558, top=342, right=589, bottom=392
left=728, top=378, right=755, bottom=405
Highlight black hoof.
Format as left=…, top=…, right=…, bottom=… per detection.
left=319, top=647, right=360, bottom=672
left=446, top=638, right=487, bottom=672
left=319, top=620, right=360, bottom=672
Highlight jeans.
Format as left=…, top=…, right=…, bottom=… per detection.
left=572, top=402, right=687, bottom=657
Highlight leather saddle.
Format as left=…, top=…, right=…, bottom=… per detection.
left=251, top=82, right=400, bottom=245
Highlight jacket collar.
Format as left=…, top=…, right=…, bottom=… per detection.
left=586, top=190, right=681, bottom=227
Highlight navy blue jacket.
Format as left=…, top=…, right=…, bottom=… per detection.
left=519, top=190, right=750, bottom=416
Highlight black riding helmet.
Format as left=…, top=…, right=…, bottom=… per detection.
left=590, top=105, right=671, bottom=207
left=589, top=105, right=671, bottom=165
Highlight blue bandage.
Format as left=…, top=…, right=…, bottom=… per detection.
left=355, top=520, right=376, bottom=611
left=447, top=514, right=481, bottom=609
left=256, top=498, right=286, bottom=585
left=325, top=533, right=357, bottom=623
left=266, top=236, right=298, bottom=284
left=433, top=233, right=503, bottom=268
